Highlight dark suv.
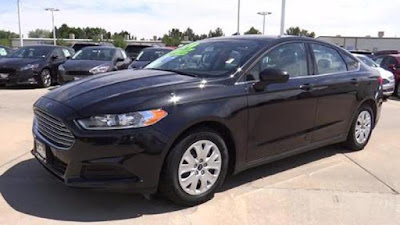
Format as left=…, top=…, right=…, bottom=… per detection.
left=0, top=45, right=73, bottom=87
left=373, top=51, right=400, bottom=97
left=32, top=36, right=383, bottom=206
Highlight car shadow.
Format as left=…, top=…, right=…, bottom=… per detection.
left=388, top=96, right=400, bottom=101
left=0, top=145, right=348, bottom=222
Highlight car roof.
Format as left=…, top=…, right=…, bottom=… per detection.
left=81, top=46, right=118, bottom=50
left=144, top=47, right=173, bottom=50
left=208, top=35, right=316, bottom=42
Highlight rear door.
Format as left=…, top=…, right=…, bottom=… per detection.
left=49, top=48, right=66, bottom=77
left=246, top=42, right=318, bottom=161
left=308, top=43, right=360, bottom=142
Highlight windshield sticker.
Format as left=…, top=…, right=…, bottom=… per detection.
left=168, top=42, right=199, bottom=56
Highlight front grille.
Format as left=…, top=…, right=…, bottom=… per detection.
left=0, top=68, right=16, bottom=73
left=66, top=70, right=91, bottom=76
left=34, top=109, right=75, bottom=149
left=50, top=155, right=68, bottom=175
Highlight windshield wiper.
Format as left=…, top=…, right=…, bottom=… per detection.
left=147, top=68, right=198, bottom=77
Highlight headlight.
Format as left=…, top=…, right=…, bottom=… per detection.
left=89, top=65, right=110, bottom=74
left=77, top=109, right=168, bottom=130
left=58, top=64, right=65, bottom=71
left=20, top=64, right=39, bottom=71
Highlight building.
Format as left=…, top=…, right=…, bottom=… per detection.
left=318, top=34, right=400, bottom=52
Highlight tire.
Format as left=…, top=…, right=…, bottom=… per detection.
left=159, top=128, right=229, bottom=206
left=343, top=105, right=374, bottom=151
left=38, top=69, right=52, bottom=88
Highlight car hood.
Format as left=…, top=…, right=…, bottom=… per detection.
left=44, top=69, right=201, bottom=116
left=63, top=60, right=112, bottom=71
left=374, top=67, right=395, bottom=80
left=129, top=61, right=150, bottom=69
left=0, top=58, right=43, bottom=69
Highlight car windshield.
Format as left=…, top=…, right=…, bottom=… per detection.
left=0, top=47, right=7, bottom=56
left=72, top=48, right=115, bottom=61
left=357, top=55, right=379, bottom=67
left=146, top=40, right=264, bottom=77
left=9, top=46, right=51, bottom=59
left=136, top=49, right=172, bottom=61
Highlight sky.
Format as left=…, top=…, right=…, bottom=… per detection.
left=0, top=0, right=399, bottom=39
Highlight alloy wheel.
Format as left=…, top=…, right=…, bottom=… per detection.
left=355, top=111, right=372, bottom=145
left=178, top=140, right=222, bottom=196
left=42, top=70, right=51, bottom=87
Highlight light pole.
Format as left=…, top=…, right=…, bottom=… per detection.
left=237, top=0, right=241, bottom=34
left=257, top=12, right=272, bottom=35
left=45, top=8, right=59, bottom=45
left=280, top=0, right=286, bottom=35
left=17, top=0, right=23, bottom=47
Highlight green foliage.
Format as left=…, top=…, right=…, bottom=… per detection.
left=0, top=39, right=11, bottom=47
left=162, top=28, right=183, bottom=46
left=285, top=27, right=316, bottom=38
left=28, top=29, right=51, bottom=38
left=56, top=39, right=70, bottom=47
left=244, top=27, right=261, bottom=35
left=208, top=28, right=224, bottom=38
left=55, top=24, right=122, bottom=40
left=0, top=30, right=18, bottom=47
left=112, top=35, right=127, bottom=48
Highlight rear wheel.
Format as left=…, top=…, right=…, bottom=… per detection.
left=159, top=129, right=229, bottom=206
left=343, top=105, right=374, bottom=151
left=38, top=69, right=52, bottom=88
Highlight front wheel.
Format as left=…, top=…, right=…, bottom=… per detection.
left=38, top=69, right=52, bottom=88
left=159, top=129, right=229, bottom=206
left=343, top=105, right=374, bottom=151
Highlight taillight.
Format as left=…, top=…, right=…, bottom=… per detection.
left=378, top=76, right=383, bottom=85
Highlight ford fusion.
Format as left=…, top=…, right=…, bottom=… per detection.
left=32, top=36, right=383, bottom=206
left=0, top=45, right=73, bottom=87
left=58, top=46, right=131, bottom=84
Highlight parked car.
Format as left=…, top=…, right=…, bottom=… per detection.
left=72, top=42, right=114, bottom=52
left=0, top=45, right=12, bottom=58
left=0, top=45, right=73, bottom=87
left=125, top=44, right=152, bottom=60
left=354, top=54, right=395, bottom=97
left=58, top=46, right=131, bottom=83
left=32, top=36, right=383, bottom=206
left=128, top=47, right=173, bottom=69
left=373, top=50, right=400, bottom=97
left=349, top=50, right=374, bottom=58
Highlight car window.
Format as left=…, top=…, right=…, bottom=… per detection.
left=121, top=50, right=128, bottom=59
left=311, top=44, right=347, bottom=74
left=0, top=47, right=7, bottom=56
left=374, top=57, right=384, bottom=66
left=342, top=54, right=359, bottom=71
left=246, top=43, right=308, bottom=81
left=62, top=49, right=71, bottom=58
left=115, top=50, right=123, bottom=59
left=387, top=57, right=399, bottom=66
left=72, top=48, right=116, bottom=61
left=52, top=48, right=65, bottom=60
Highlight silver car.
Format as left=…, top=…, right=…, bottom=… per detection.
left=355, top=54, right=395, bottom=96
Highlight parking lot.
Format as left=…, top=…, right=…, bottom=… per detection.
left=0, top=86, right=398, bottom=225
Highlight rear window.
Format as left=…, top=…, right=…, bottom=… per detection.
left=125, top=45, right=149, bottom=54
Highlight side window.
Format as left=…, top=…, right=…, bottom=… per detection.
left=342, top=54, right=359, bottom=71
left=246, top=43, right=308, bottom=81
left=62, top=48, right=71, bottom=58
left=115, top=50, right=123, bottom=59
left=311, top=44, right=347, bottom=74
left=387, top=57, right=399, bottom=66
left=121, top=50, right=128, bottom=59
left=374, top=57, right=384, bottom=66
left=52, top=48, right=65, bottom=60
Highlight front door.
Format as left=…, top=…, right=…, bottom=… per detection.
left=246, top=42, right=318, bottom=161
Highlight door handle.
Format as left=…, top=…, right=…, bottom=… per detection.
left=299, top=83, right=314, bottom=91
left=351, top=78, right=360, bottom=85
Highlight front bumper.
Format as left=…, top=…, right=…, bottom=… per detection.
left=32, top=97, right=170, bottom=193
left=0, top=69, right=39, bottom=85
left=382, top=80, right=395, bottom=96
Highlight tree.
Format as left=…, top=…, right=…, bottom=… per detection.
left=162, top=28, right=183, bottom=46
left=285, top=26, right=316, bottom=38
left=208, top=28, right=224, bottom=38
left=244, top=27, right=261, bottom=35
left=28, top=29, right=51, bottom=38
left=112, top=35, right=127, bottom=48
left=0, top=30, right=18, bottom=47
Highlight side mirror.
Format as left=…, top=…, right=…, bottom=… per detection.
left=253, top=68, right=289, bottom=91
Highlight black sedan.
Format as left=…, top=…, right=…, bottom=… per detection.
left=128, top=47, right=173, bottom=70
left=0, top=45, right=73, bottom=87
left=32, top=36, right=383, bottom=206
left=58, top=46, right=131, bottom=84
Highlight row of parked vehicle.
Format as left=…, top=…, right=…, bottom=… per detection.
left=350, top=50, right=400, bottom=98
left=0, top=43, right=173, bottom=87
